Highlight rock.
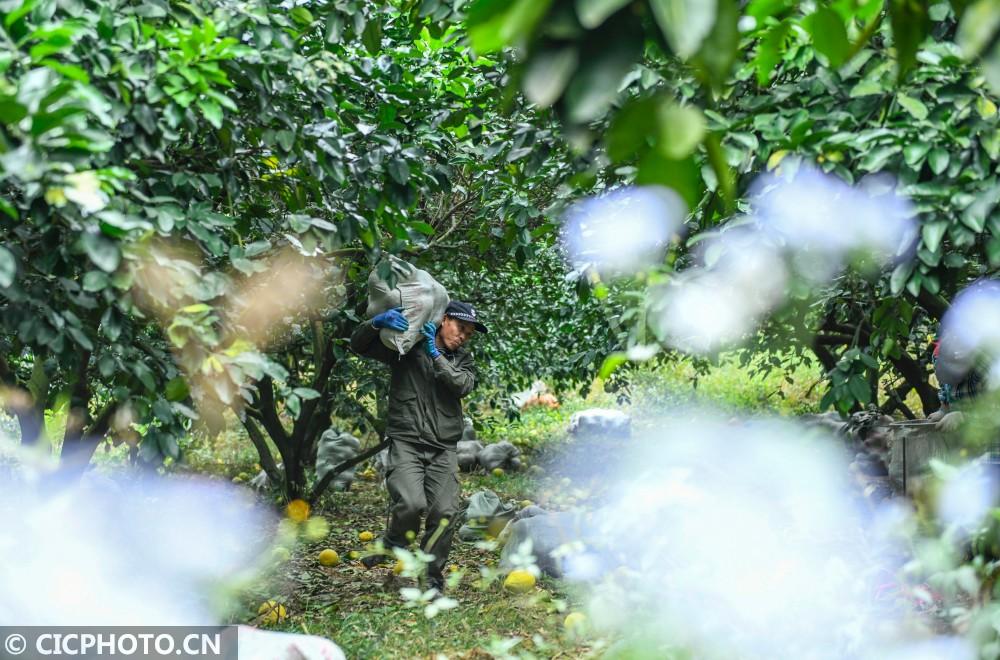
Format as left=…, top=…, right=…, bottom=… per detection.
left=568, top=409, right=631, bottom=438
left=316, top=429, right=361, bottom=492
left=477, top=441, right=521, bottom=472
left=457, top=440, right=483, bottom=472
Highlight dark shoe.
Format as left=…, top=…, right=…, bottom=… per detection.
left=361, top=553, right=390, bottom=569
left=427, top=575, right=445, bottom=594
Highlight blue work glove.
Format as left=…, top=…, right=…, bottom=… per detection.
left=372, top=307, right=409, bottom=332
left=422, top=322, right=441, bottom=359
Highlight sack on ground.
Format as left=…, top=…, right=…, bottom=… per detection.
left=568, top=408, right=631, bottom=438
left=366, top=256, right=449, bottom=355
left=499, top=510, right=615, bottom=580
left=462, top=417, right=477, bottom=442
left=458, top=489, right=517, bottom=541
left=249, top=463, right=282, bottom=491
left=315, top=429, right=361, bottom=492
left=477, top=441, right=521, bottom=472
left=457, top=440, right=483, bottom=472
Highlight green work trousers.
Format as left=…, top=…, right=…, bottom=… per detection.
left=384, top=439, right=460, bottom=579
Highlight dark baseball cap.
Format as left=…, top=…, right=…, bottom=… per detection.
left=445, top=301, right=488, bottom=333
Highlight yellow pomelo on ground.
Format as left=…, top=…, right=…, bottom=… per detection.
left=392, top=560, right=404, bottom=575
left=492, top=467, right=504, bottom=477
left=257, top=600, right=287, bottom=624
left=318, top=549, right=340, bottom=566
left=271, top=546, right=291, bottom=562
left=348, top=551, right=360, bottom=560
left=358, top=531, right=375, bottom=542
left=564, top=612, right=587, bottom=636
left=286, top=499, right=310, bottom=522
left=519, top=500, right=534, bottom=509
left=503, top=569, right=536, bottom=593
left=304, top=516, right=330, bottom=541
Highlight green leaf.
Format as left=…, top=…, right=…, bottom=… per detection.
left=67, top=326, right=94, bottom=351
left=411, top=221, right=435, bottom=235
left=656, top=103, right=706, bottom=159
left=848, top=375, right=871, bottom=405
left=897, top=93, right=928, bottom=120
left=650, top=0, right=718, bottom=59
left=976, top=96, right=998, bottom=119
left=292, top=387, right=321, bottom=400
left=922, top=220, right=948, bottom=252
left=81, top=233, right=120, bottom=272
left=467, top=0, right=553, bottom=53
left=755, top=21, right=790, bottom=85
left=598, top=351, right=629, bottom=379
left=286, top=394, right=301, bottom=419
left=276, top=129, right=295, bottom=152
left=889, top=0, right=930, bottom=79
left=165, top=376, right=190, bottom=402
left=523, top=46, right=578, bottom=109
left=636, top=151, right=702, bottom=209
left=0, top=245, right=14, bottom=288
left=903, top=141, right=931, bottom=166
left=957, top=0, right=1000, bottom=58
left=82, top=271, right=109, bottom=292
left=196, top=97, right=223, bottom=129
left=564, top=32, right=641, bottom=123
left=362, top=16, right=383, bottom=54
left=927, top=147, right=949, bottom=174
left=890, top=260, right=914, bottom=294
left=606, top=96, right=658, bottom=162
left=575, top=0, right=631, bottom=27
left=290, top=6, right=314, bottom=25
left=693, top=0, right=738, bottom=87
left=805, top=8, right=850, bottom=66
left=388, top=159, right=410, bottom=184
left=986, top=235, right=1000, bottom=267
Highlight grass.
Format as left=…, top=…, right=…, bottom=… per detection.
left=235, top=458, right=597, bottom=659
left=227, top=352, right=826, bottom=658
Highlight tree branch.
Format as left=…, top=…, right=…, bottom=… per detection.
left=242, top=416, right=283, bottom=485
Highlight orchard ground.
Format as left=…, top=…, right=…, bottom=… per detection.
left=151, top=354, right=827, bottom=659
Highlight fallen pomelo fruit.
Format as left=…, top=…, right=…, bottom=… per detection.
left=358, top=531, right=375, bottom=542
left=519, top=500, right=534, bottom=509
left=564, top=611, right=587, bottom=636
left=286, top=499, right=310, bottom=522
left=503, top=569, right=536, bottom=593
left=348, top=551, right=360, bottom=560
left=492, top=467, right=505, bottom=477
left=318, top=549, right=340, bottom=566
left=257, top=600, right=287, bottom=624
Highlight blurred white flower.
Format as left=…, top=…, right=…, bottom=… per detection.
left=0, top=455, right=273, bottom=625
left=64, top=171, right=109, bottom=215
left=561, top=186, right=685, bottom=277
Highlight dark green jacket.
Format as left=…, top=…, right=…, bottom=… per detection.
left=350, top=320, right=476, bottom=450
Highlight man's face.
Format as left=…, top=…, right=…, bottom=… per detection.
left=439, top=316, right=476, bottom=351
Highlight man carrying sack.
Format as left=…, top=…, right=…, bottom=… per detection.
left=350, top=300, right=487, bottom=592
